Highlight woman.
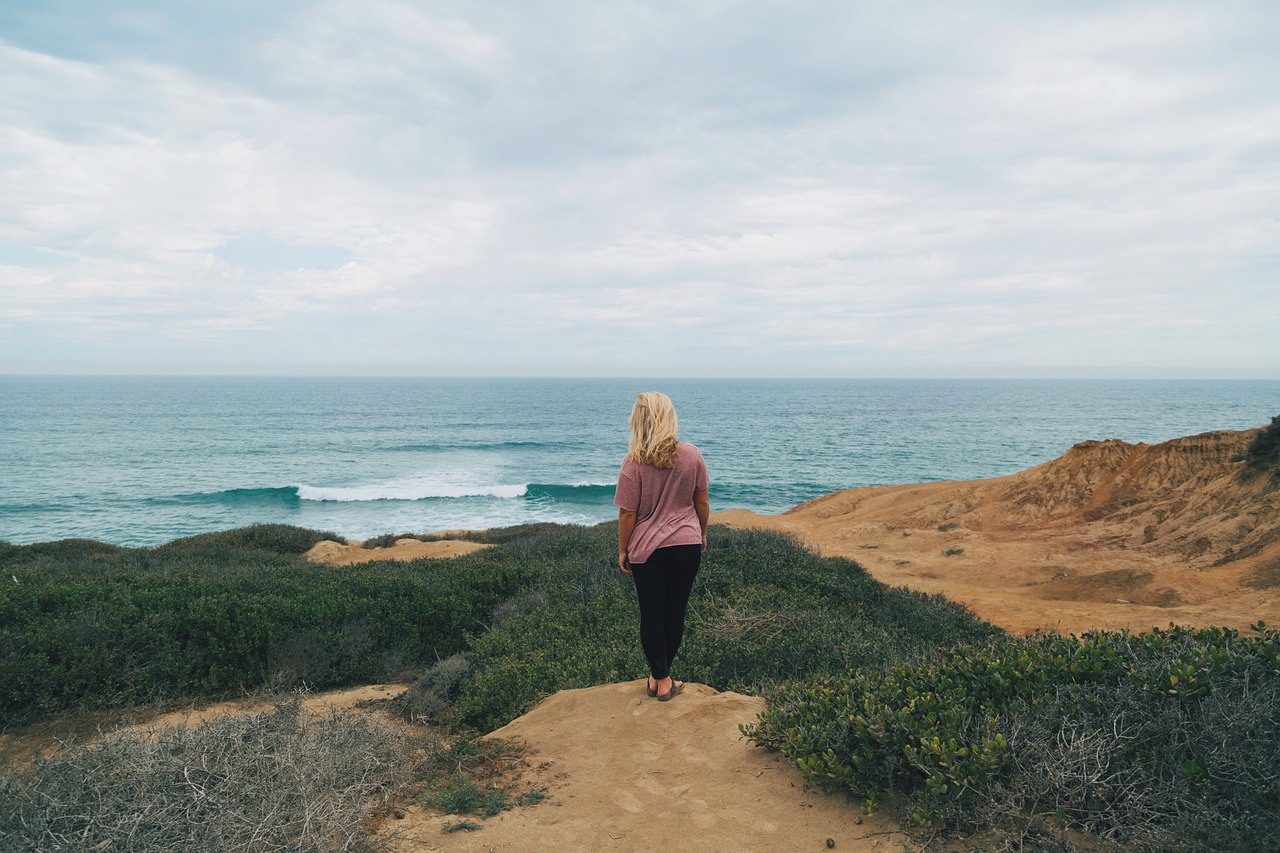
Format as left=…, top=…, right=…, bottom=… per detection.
left=614, top=392, right=710, bottom=702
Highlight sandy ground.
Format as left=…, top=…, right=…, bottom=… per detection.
left=138, top=683, right=410, bottom=731
left=306, top=537, right=492, bottom=565
left=716, top=430, right=1279, bottom=635
left=379, top=680, right=907, bottom=853
left=712, top=497, right=1278, bottom=636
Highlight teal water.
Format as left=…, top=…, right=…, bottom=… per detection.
left=1, top=376, right=1276, bottom=547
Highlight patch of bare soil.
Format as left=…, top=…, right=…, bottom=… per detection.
left=378, top=681, right=909, bottom=853
left=713, top=427, right=1280, bottom=635
left=306, top=538, right=492, bottom=565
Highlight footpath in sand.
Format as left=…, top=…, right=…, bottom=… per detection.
left=381, top=681, right=905, bottom=853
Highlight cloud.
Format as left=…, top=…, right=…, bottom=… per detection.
left=0, top=1, right=1277, bottom=376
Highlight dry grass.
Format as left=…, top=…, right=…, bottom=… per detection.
left=690, top=595, right=797, bottom=643
left=979, top=678, right=1280, bottom=852
left=0, top=699, right=417, bottom=852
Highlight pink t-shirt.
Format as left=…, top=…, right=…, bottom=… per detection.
left=614, top=442, right=710, bottom=565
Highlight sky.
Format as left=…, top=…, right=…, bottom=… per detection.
left=1, top=1, right=1277, bottom=378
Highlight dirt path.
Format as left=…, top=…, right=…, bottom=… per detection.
left=380, top=681, right=906, bottom=853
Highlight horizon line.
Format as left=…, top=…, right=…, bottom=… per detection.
left=4, top=372, right=1280, bottom=382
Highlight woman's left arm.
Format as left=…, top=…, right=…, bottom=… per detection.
left=693, top=488, right=709, bottom=552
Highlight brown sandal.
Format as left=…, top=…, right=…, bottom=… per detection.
left=657, top=680, right=683, bottom=702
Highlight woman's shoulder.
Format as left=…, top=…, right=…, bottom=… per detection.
left=676, top=442, right=705, bottom=462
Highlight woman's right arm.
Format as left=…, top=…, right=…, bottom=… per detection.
left=693, top=487, right=709, bottom=552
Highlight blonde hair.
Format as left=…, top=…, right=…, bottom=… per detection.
left=628, top=392, right=679, bottom=469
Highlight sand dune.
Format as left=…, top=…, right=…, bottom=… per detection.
left=714, top=427, right=1279, bottom=634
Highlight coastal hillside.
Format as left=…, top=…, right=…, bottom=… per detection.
left=715, top=426, right=1280, bottom=634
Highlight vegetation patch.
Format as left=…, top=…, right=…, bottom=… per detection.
left=415, top=732, right=545, bottom=830
left=0, top=525, right=532, bottom=725
left=362, top=524, right=564, bottom=549
left=157, top=523, right=345, bottom=554
left=1243, top=557, right=1280, bottom=590
left=6, top=520, right=1276, bottom=850
left=0, top=700, right=413, bottom=851
left=451, top=524, right=997, bottom=732
left=745, top=623, right=1280, bottom=851
left=1240, top=414, right=1280, bottom=478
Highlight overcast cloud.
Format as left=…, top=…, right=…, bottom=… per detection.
left=1, top=1, right=1277, bottom=377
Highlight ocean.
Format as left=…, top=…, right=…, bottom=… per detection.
left=1, top=376, right=1277, bottom=547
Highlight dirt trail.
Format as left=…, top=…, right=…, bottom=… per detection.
left=380, top=681, right=905, bottom=853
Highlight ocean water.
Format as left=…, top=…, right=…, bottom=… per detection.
left=1, top=376, right=1276, bottom=547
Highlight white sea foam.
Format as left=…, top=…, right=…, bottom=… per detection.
left=295, top=477, right=527, bottom=502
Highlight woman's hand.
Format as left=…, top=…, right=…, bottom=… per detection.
left=618, top=551, right=631, bottom=575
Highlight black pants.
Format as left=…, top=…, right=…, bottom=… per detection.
left=629, top=543, right=701, bottom=680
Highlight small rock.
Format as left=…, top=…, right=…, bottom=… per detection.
left=826, top=839, right=836, bottom=849
left=393, top=809, right=406, bottom=820
left=854, top=816, right=863, bottom=825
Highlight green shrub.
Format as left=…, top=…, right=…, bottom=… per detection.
left=1, top=521, right=995, bottom=732
left=414, top=732, right=542, bottom=826
left=423, top=774, right=511, bottom=817
left=452, top=524, right=997, bottom=731
left=1242, top=414, right=1280, bottom=477
left=392, top=654, right=474, bottom=724
left=157, top=524, right=345, bottom=555
left=360, top=532, right=407, bottom=549
left=0, top=539, right=125, bottom=562
left=361, top=524, right=567, bottom=549
left=0, top=529, right=533, bottom=724
left=745, top=623, right=1280, bottom=849
left=448, top=523, right=565, bottom=545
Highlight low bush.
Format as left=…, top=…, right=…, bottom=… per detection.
left=156, top=524, right=345, bottom=555
left=453, top=524, right=997, bottom=731
left=360, top=524, right=565, bottom=549
left=423, top=774, right=511, bottom=817
left=1, top=539, right=125, bottom=561
left=1241, top=414, right=1280, bottom=478
left=0, top=700, right=415, bottom=851
left=391, top=654, right=474, bottom=724
left=360, top=532, right=407, bottom=549
left=0, top=531, right=533, bottom=724
left=745, top=623, right=1280, bottom=850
